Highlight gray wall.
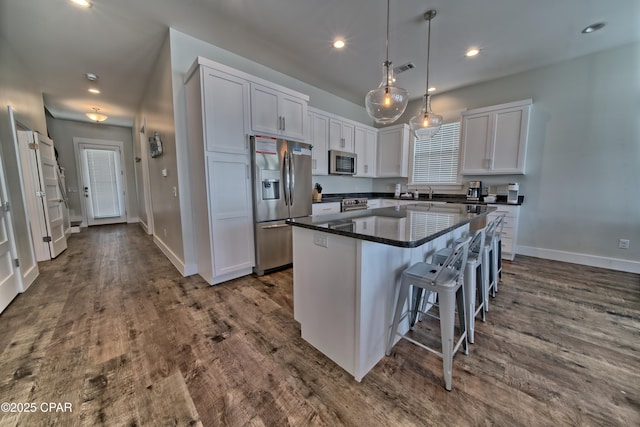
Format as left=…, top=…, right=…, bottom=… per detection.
left=45, top=116, right=137, bottom=224
left=137, top=33, right=186, bottom=267
left=417, top=42, right=640, bottom=268
left=0, top=33, right=47, bottom=281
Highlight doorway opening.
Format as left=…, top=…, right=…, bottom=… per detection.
left=74, top=139, right=127, bottom=226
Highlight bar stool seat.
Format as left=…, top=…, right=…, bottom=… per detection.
left=484, top=214, right=505, bottom=299
left=386, top=237, right=471, bottom=391
left=432, top=226, right=487, bottom=344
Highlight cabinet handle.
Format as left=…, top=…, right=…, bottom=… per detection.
left=246, top=165, right=250, bottom=180
left=282, top=116, right=286, bottom=131
left=364, top=164, right=368, bottom=173
left=313, top=159, right=317, bottom=169
left=341, top=138, right=345, bottom=147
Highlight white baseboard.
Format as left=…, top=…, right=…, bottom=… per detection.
left=138, top=221, right=149, bottom=234
left=20, top=264, right=39, bottom=292
left=152, top=235, right=191, bottom=276
left=127, top=217, right=140, bottom=224
left=517, top=246, right=640, bottom=274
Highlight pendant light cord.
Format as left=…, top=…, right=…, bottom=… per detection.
left=385, top=0, right=390, bottom=86
left=425, top=11, right=433, bottom=98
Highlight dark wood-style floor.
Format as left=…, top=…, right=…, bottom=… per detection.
left=0, top=224, right=638, bottom=426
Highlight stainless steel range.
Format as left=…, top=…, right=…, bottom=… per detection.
left=341, top=198, right=368, bottom=212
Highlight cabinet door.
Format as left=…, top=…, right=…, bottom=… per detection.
left=310, top=112, right=329, bottom=175
left=354, top=126, right=377, bottom=177
left=460, top=112, right=491, bottom=174
left=207, top=154, right=255, bottom=277
left=329, top=119, right=355, bottom=152
left=250, top=83, right=280, bottom=135
left=203, top=69, right=250, bottom=154
left=490, top=106, right=529, bottom=173
left=312, top=202, right=341, bottom=216
left=377, top=125, right=409, bottom=177
left=280, top=93, right=306, bottom=140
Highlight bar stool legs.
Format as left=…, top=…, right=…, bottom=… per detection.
left=386, top=238, right=471, bottom=391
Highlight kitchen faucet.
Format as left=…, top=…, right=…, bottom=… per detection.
left=426, top=185, right=433, bottom=200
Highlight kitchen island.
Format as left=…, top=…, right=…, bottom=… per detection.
left=288, top=203, right=495, bottom=381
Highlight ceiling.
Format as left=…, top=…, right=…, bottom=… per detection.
left=1, top=0, right=638, bottom=127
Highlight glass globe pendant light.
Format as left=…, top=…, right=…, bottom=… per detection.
left=409, top=10, right=443, bottom=139
left=365, top=0, right=408, bottom=125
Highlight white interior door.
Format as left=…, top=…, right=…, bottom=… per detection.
left=0, top=147, right=21, bottom=313
left=38, top=134, right=67, bottom=257
left=78, top=142, right=126, bottom=226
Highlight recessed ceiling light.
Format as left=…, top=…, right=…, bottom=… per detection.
left=333, top=39, right=345, bottom=49
left=70, top=0, right=92, bottom=8
left=85, top=72, right=98, bottom=81
left=427, top=87, right=436, bottom=92
left=88, top=88, right=100, bottom=94
left=465, top=48, right=480, bottom=58
left=581, top=22, right=606, bottom=34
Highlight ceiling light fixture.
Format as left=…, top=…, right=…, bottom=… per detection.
left=581, top=22, right=606, bottom=34
left=409, top=10, right=443, bottom=139
left=465, top=48, right=480, bottom=57
left=70, top=0, right=92, bottom=8
left=428, top=87, right=436, bottom=92
left=364, top=0, right=408, bottom=125
left=85, top=72, right=98, bottom=81
left=333, top=39, right=345, bottom=49
left=88, top=88, right=100, bottom=94
left=86, top=107, right=107, bottom=123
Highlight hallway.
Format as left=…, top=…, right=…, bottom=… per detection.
left=0, top=224, right=638, bottom=426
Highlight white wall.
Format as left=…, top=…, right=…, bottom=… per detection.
left=0, top=33, right=47, bottom=285
left=420, top=42, right=639, bottom=271
left=45, top=116, right=137, bottom=224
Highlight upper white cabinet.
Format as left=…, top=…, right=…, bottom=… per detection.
left=250, top=82, right=308, bottom=140
left=377, top=123, right=410, bottom=177
left=307, top=110, right=330, bottom=175
left=329, top=118, right=355, bottom=152
left=201, top=68, right=251, bottom=154
left=460, top=99, right=531, bottom=175
left=354, top=125, right=377, bottom=177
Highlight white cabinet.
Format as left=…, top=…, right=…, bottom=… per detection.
left=307, top=110, right=329, bottom=175
left=487, top=204, right=520, bottom=261
left=329, top=118, right=355, bottom=152
left=377, top=124, right=409, bottom=177
left=354, top=125, right=377, bottom=177
left=312, top=202, right=341, bottom=216
left=460, top=99, right=531, bottom=175
left=185, top=60, right=255, bottom=285
left=250, top=82, right=308, bottom=140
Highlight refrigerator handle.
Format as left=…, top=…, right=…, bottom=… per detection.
left=289, top=150, right=295, bottom=206
left=283, top=150, right=290, bottom=206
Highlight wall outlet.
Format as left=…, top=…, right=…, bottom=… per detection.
left=163, top=228, right=167, bottom=237
left=313, top=233, right=328, bottom=248
left=618, top=239, right=630, bottom=249
left=173, top=186, right=177, bottom=197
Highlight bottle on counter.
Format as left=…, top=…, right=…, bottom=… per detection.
left=413, top=189, right=419, bottom=199
left=394, top=183, right=401, bottom=198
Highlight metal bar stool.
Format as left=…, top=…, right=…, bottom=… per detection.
left=491, top=214, right=505, bottom=290
left=431, top=226, right=487, bottom=344
left=386, top=237, right=471, bottom=391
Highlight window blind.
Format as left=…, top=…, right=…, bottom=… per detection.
left=85, top=149, right=121, bottom=218
left=411, top=122, right=461, bottom=184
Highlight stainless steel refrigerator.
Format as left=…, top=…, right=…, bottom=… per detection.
left=252, top=135, right=312, bottom=275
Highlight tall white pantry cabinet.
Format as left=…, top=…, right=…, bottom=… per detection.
left=185, top=59, right=256, bottom=285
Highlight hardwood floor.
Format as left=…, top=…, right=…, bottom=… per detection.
left=0, top=224, right=638, bottom=426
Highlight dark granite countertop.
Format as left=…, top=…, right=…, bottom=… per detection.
left=312, top=192, right=524, bottom=206
left=289, top=203, right=495, bottom=248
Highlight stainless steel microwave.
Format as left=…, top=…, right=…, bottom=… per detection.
left=329, top=150, right=357, bottom=175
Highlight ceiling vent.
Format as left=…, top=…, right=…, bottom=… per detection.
left=393, top=62, right=415, bottom=74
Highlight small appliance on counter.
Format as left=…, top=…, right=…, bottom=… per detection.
left=507, top=183, right=519, bottom=204
left=466, top=180, right=482, bottom=201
